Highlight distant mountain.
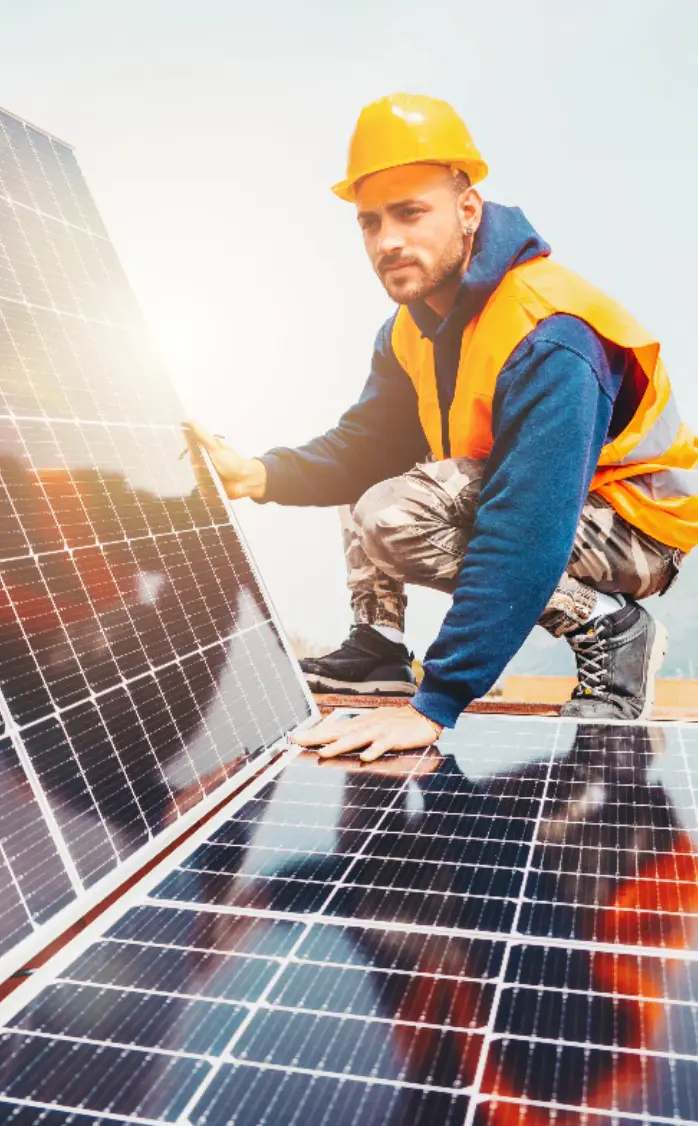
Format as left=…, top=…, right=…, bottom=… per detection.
left=501, top=549, right=698, bottom=682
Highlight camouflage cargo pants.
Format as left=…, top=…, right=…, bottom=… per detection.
left=340, top=457, right=683, bottom=636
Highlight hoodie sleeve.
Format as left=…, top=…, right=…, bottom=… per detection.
left=257, top=317, right=428, bottom=507
left=411, top=315, right=625, bottom=727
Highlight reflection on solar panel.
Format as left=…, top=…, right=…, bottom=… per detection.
left=3, top=715, right=698, bottom=1124
left=0, top=105, right=312, bottom=968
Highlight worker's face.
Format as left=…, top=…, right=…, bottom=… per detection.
left=355, top=164, right=482, bottom=304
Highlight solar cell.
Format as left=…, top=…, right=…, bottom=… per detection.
left=191, top=1065, right=470, bottom=1126
left=3, top=714, right=698, bottom=1124
left=0, top=105, right=312, bottom=972
left=64, top=938, right=280, bottom=1003
left=0, top=1033, right=210, bottom=1121
left=0, top=735, right=75, bottom=955
left=107, top=902, right=304, bottom=957
left=0, top=1108, right=138, bottom=1126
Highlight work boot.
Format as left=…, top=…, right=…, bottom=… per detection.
left=299, top=624, right=417, bottom=696
left=560, top=601, right=667, bottom=721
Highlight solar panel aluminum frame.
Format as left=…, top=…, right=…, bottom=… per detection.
left=0, top=738, right=304, bottom=1029
left=0, top=105, right=70, bottom=147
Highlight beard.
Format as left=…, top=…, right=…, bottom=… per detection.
left=378, top=230, right=468, bottom=304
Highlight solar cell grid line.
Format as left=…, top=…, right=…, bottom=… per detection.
left=0, top=478, right=233, bottom=669
left=0, top=736, right=76, bottom=956
left=477, top=1039, right=698, bottom=1121
left=154, top=745, right=434, bottom=921
left=516, top=723, right=698, bottom=953
left=112, top=716, right=698, bottom=952
left=172, top=747, right=486, bottom=1125
left=0, top=746, right=302, bottom=1124
left=678, top=723, right=698, bottom=842
left=293, top=919, right=506, bottom=974
left=455, top=719, right=563, bottom=1126
left=466, top=720, right=698, bottom=1124
left=139, top=716, right=698, bottom=1123
left=0, top=1105, right=163, bottom=1126
left=121, top=725, right=556, bottom=1112
left=9, top=715, right=698, bottom=1123
left=1, top=125, right=126, bottom=293
left=0, top=743, right=441, bottom=1121
left=58, top=939, right=283, bottom=1006
left=0, top=104, right=314, bottom=978
left=144, top=718, right=556, bottom=938
left=475, top=1098, right=679, bottom=1126
left=192, top=728, right=557, bottom=1115
left=0, top=697, right=84, bottom=902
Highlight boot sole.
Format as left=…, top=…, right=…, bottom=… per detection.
left=558, top=613, right=669, bottom=722
left=304, top=675, right=418, bottom=697
left=637, top=618, right=669, bottom=719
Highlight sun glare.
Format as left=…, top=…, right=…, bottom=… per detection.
left=153, top=313, right=209, bottom=370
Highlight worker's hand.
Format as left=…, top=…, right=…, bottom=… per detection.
left=292, top=705, right=443, bottom=763
left=183, top=422, right=268, bottom=500
left=299, top=748, right=444, bottom=777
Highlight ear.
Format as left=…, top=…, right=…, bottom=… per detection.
left=457, top=187, right=483, bottom=236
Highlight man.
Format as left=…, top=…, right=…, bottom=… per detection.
left=189, top=93, right=698, bottom=761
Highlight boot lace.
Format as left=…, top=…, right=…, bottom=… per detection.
left=570, top=625, right=611, bottom=700
left=327, top=625, right=397, bottom=660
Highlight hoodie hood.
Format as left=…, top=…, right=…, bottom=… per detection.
left=408, top=201, right=551, bottom=340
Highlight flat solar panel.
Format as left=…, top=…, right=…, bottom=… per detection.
left=4, top=714, right=698, bottom=1124
left=0, top=106, right=313, bottom=969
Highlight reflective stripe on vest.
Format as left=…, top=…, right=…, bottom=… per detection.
left=391, top=256, right=698, bottom=553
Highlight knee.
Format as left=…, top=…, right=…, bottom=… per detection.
left=353, top=475, right=464, bottom=591
left=353, top=481, right=416, bottom=569
left=353, top=482, right=398, bottom=544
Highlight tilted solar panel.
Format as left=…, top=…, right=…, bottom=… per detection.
left=0, top=106, right=313, bottom=973
left=2, top=715, right=698, bottom=1125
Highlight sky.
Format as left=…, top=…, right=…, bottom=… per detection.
left=1, top=0, right=697, bottom=663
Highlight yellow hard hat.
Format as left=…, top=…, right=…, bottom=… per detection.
left=332, top=92, right=488, bottom=202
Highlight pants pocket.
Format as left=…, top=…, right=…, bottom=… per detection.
left=659, top=548, right=685, bottom=596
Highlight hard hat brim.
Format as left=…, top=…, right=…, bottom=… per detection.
left=331, top=178, right=358, bottom=202
left=331, top=157, right=489, bottom=202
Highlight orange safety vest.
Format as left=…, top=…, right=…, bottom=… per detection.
left=391, top=256, right=698, bottom=553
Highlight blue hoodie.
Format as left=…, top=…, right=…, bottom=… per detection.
left=260, top=203, right=626, bottom=726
